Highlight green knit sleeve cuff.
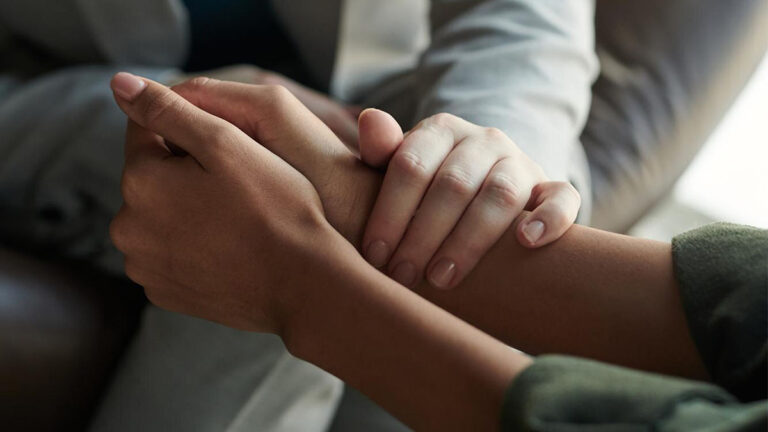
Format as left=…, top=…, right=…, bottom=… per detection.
left=672, top=223, right=767, bottom=401
left=501, top=355, right=742, bottom=431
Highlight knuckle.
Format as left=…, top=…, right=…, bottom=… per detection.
left=391, top=151, right=430, bottom=183
left=208, top=122, right=238, bottom=148
left=171, top=76, right=216, bottom=96
left=185, top=76, right=212, bottom=90
left=263, top=84, right=299, bottom=114
left=483, top=127, right=507, bottom=141
left=436, top=166, right=476, bottom=197
left=264, top=84, right=293, bottom=102
left=549, top=208, right=572, bottom=229
left=484, top=173, right=522, bottom=209
left=563, top=182, right=582, bottom=204
left=412, top=114, right=455, bottom=143
left=428, top=112, right=457, bottom=127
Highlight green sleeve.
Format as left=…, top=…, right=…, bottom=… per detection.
left=672, top=223, right=767, bottom=401
left=502, top=355, right=767, bottom=432
left=501, top=224, right=768, bottom=431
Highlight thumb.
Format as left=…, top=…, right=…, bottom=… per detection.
left=358, top=109, right=404, bottom=167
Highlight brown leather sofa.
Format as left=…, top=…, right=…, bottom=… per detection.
left=1, top=1, right=767, bottom=430
left=0, top=248, right=144, bottom=430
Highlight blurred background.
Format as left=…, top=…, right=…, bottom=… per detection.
left=631, top=51, right=768, bottom=240
left=1, top=1, right=766, bottom=431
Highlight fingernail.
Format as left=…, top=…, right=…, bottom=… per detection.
left=112, top=72, right=147, bottom=101
left=391, top=261, right=416, bottom=287
left=429, top=258, right=456, bottom=289
left=522, top=220, right=545, bottom=244
left=365, top=240, right=390, bottom=268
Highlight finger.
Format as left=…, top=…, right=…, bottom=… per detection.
left=361, top=119, right=464, bottom=268
left=425, top=157, right=539, bottom=289
left=386, top=139, right=499, bottom=287
left=358, top=108, right=404, bottom=167
left=416, top=113, right=477, bottom=140
left=172, top=78, right=349, bottom=176
left=517, top=181, right=581, bottom=248
left=271, top=74, right=361, bottom=147
left=111, top=72, right=237, bottom=166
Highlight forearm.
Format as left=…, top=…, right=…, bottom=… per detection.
left=328, top=155, right=706, bottom=379
left=414, top=219, right=707, bottom=379
left=284, top=235, right=531, bottom=431
left=167, top=77, right=705, bottom=378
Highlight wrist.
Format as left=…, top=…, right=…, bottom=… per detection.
left=316, top=153, right=381, bottom=247
left=276, top=233, right=534, bottom=430
left=276, top=225, right=372, bottom=350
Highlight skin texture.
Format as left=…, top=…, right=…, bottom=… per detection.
left=356, top=110, right=581, bottom=290
left=169, top=67, right=581, bottom=290
left=169, top=77, right=582, bottom=290
left=109, top=74, right=708, bottom=430
left=170, top=64, right=361, bottom=146
left=164, top=76, right=707, bottom=380
left=110, top=73, right=531, bottom=431
left=110, top=77, right=331, bottom=334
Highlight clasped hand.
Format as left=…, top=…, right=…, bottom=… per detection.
left=108, top=72, right=580, bottom=335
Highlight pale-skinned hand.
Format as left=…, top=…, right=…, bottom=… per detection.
left=108, top=72, right=349, bottom=334
left=356, top=110, right=582, bottom=289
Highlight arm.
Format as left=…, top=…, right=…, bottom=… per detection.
left=171, top=78, right=706, bottom=379
left=292, top=256, right=764, bottom=432
left=415, top=0, right=598, bottom=179
left=416, top=216, right=707, bottom=379
left=110, top=77, right=763, bottom=431
left=108, top=74, right=532, bottom=431
left=285, top=239, right=532, bottom=432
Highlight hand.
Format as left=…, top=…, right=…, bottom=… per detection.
left=357, top=111, right=582, bottom=289
left=108, top=72, right=348, bottom=334
left=171, top=64, right=361, bottom=146
left=108, top=76, right=537, bottom=432
left=168, top=78, right=580, bottom=291
left=169, top=77, right=381, bottom=245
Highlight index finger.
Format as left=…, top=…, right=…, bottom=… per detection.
left=111, top=72, right=238, bottom=167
